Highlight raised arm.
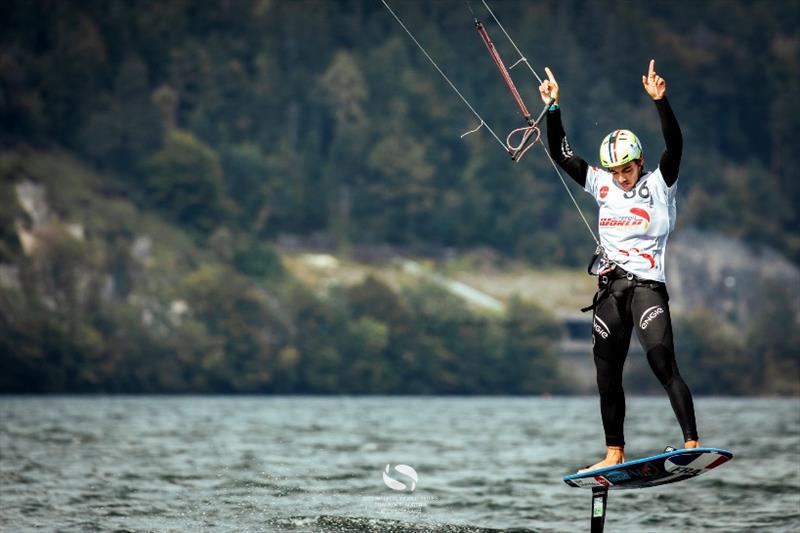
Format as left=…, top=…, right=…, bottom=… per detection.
left=539, top=67, right=588, bottom=187
left=643, top=59, right=682, bottom=186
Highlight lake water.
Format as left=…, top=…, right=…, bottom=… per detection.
left=1, top=396, right=798, bottom=532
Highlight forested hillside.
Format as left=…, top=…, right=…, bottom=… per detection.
left=0, top=0, right=797, bottom=394
left=2, top=0, right=797, bottom=261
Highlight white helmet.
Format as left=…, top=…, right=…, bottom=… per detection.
left=599, top=129, right=642, bottom=168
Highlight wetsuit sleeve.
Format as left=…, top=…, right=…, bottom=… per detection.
left=655, top=97, right=682, bottom=187
left=546, top=107, right=588, bottom=188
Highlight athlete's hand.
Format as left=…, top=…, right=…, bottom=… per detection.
left=539, top=67, right=559, bottom=105
left=642, top=59, right=666, bottom=100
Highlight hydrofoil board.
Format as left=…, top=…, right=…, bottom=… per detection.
left=563, top=447, right=732, bottom=490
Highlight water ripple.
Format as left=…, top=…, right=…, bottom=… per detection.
left=1, top=396, right=798, bottom=532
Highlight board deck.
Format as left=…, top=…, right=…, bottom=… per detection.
left=563, top=447, right=733, bottom=490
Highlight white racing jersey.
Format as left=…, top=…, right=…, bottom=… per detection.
left=584, top=166, right=677, bottom=282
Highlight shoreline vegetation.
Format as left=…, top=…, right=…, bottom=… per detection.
left=1, top=2, right=798, bottom=395
left=1, top=152, right=798, bottom=396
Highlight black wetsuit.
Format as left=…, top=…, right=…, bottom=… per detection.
left=546, top=98, right=699, bottom=447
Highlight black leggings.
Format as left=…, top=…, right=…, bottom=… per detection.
left=592, top=277, right=698, bottom=447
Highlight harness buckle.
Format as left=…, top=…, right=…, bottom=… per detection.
left=626, top=272, right=635, bottom=281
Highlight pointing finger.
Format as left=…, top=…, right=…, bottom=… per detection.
left=545, top=66, right=556, bottom=83
left=648, top=59, right=655, bottom=77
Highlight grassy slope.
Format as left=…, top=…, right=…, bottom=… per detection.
left=281, top=251, right=595, bottom=316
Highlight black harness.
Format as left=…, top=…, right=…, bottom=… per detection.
left=581, top=266, right=664, bottom=313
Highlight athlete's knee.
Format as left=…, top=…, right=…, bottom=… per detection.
left=646, top=343, right=678, bottom=386
left=595, top=365, right=623, bottom=396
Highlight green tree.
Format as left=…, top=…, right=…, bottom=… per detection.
left=346, top=275, right=416, bottom=392
left=285, top=284, right=346, bottom=393
left=747, top=282, right=800, bottom=395
left=504, top=297, right=563, bottom=394
left=319, top=51, right=370, bottom=250
left=364, top=134, right=436, bottom=243
left=674, top=309, right=750, bottom=395
left=36, top=10, right=108, bottom=144
left=220, top=143, right=268, bottom=224
left=343, top=316, right=391, bottom=392
left=146, top=130, right=225, bottom=234
left=183, top=264, right=289, bottom=392
left=232, top=240, right=285, bottom=280
left=403, top=283, right=496, bottom=393
left=79, top=55, right=164, bottom=173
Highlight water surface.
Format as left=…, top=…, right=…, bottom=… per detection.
left=1, top=396, right=798, bottom=532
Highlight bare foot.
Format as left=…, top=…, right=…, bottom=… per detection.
left=578, top=446, right=625, bottom=473
left=684, top=440, right=701, bottom=449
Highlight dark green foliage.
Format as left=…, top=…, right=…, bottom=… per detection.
left=220, top=143, right=269, bottom=224
left=0, top=180, right=22, bottom=261
left=674, top=310, right=751, bottom=395
left=79, top=55, right=164, bottom=174
left=145, top=130, right=225, bottom=234
left=672, top=289, right=800, bottom=396
left=0, top=0, right=797, bottom=395
left=232, top=241, right=285, bottom=280
left=504, top=298, right=564, bottom=394
left=0, top=248, right=567, bottom=393
left=0, top=0, right=796, bottom=262
left=325, top=277, right=565, bottom=394
left=744, top=282, right=800, bottom=396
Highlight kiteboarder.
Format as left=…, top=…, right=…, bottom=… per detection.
left=539, top=60, right=700, bottom=471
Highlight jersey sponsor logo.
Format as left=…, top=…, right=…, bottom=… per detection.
left=629, top=207, right=650, bottom=225
left=639, top=305, right=664, bottom=329
left=599, top=185, right=609, bottom=199
left=599, top=215, right=645, bottom=228
left=593, top=316, right=610, bottom=339
left=599, top=207, right=651, bottom=229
